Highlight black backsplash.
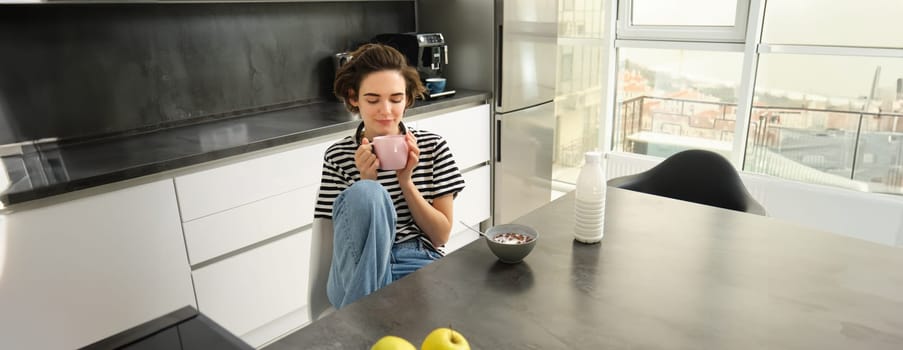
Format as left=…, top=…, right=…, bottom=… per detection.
left=0, top=2, right=414, bottom=145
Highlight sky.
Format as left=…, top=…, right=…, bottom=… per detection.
left=633, top=0, right=737, bottom=26
left=763, top=0, right=903, bottom=48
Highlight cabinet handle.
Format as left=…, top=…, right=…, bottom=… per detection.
left=496, top=119, right=502, bottom=162
left=496, top=24, right=503, bottom=108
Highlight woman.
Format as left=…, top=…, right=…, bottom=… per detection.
left=314, top=44, right=465, bottom=309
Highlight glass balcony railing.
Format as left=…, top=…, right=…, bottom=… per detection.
left=615, top=95, right=903, bottom=194
left=747, top=106, right=903, bottom=194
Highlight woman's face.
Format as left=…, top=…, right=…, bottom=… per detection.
left=350, top=70, right=407, bottom=138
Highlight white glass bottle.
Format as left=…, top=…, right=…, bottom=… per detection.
left=574, top=152, right=605, bottom=243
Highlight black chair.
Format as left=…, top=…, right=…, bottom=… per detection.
left=607, top=149, right=767, bottom=216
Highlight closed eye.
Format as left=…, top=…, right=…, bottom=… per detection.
left=362, top=93, right=405, bottom=104
left=366, top=98, right=404, bottom=104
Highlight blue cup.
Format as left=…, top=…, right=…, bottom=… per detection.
left=425, top=78, right=446, bottom=94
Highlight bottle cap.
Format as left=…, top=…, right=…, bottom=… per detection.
left=584, top=151, right=602, bottom=164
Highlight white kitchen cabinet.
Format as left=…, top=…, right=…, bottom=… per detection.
left=182, top=183, right=319, bottom=265
left=414, top=104, right=491, bottom=170
left=175, top=135, right=341, bottom=347
left=0, top=180, right=195, bottom=350
left=447, top=165, right=492, bottom=253
left=192, top=230, right=312, bottom=348
left=174, top=138, right=334, bottom=222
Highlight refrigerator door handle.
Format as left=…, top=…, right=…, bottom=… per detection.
left=496, top=119, right=502, bottom=162
left=496, top=24, right=503, bottom=108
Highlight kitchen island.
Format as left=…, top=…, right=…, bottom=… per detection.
left=267, top=188, right=903, bottom=349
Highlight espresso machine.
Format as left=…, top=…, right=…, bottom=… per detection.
left=371, top=32, right=456, bottom=99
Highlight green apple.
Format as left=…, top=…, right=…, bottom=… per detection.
left=371, top=335, right=416, bottom=350
left=420, top=327, right=470, bottom=350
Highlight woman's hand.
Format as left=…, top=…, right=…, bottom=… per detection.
left=355, top=138, right=379, bottom=180
left=397, top=131, right=420, bottom=183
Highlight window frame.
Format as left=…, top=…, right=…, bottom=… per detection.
left=605, top=0, right=764, bottom=166
left=617, top=0, right=751, bottom=43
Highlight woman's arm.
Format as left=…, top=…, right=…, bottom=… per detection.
left=401, top=185, right=454, bottom=247
left=397, top=132, right=454, bottom=247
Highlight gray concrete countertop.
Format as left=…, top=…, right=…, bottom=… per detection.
left=0, top=90, right=489, bottom=206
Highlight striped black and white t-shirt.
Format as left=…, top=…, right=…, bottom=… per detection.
left=314, top=127, right=465, bottom=254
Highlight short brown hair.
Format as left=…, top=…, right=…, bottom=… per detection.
left=334, top=43, right=426, bottom=113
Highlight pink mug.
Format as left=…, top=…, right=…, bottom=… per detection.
left=371, top=134, right=409, bottom=170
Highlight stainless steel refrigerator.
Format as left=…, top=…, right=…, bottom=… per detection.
left=419, top=0, right=558, bottom=224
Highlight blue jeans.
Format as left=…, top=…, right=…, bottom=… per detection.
left=326, top=180, right=442, bottom=309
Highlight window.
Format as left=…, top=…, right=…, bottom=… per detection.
left=618, top=0, right=750, bottom=42
left=608, top=0, right=903, bottom=196
left=632, top=0, right=738, bottom=26
left=611, top=0, right=749, bottom=160
left=614, top=47, right=744, bottom=159
left=738, top=0, right=903, bottom=194
left=747, top=51, right=903, bottom=194
left=762, top=0, right=903, bottom=48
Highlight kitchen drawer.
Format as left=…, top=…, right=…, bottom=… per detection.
left=183, top=184, right=318, bottom=265
left=447, top=165, right=491, bottom=253
left=416, top=104, right=490, bottom=170
left=192, top=231, right=312, bottom=339
left=450, top=165, right=491, bottom=236
left=175, top=139, right=334, bottom=221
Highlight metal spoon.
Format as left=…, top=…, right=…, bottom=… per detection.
left=459, top=220, right=491, bottom=239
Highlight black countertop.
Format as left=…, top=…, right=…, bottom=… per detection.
left=80, top=306, right=253, bottom=350
left=266, top=188, right=903, bottom=349
left=0, top=91, right=489, bottom=206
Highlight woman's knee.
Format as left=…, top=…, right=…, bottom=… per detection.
left=334, top=180, right=393, bottom=218
left=346, top=180, right=387, bottom=198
